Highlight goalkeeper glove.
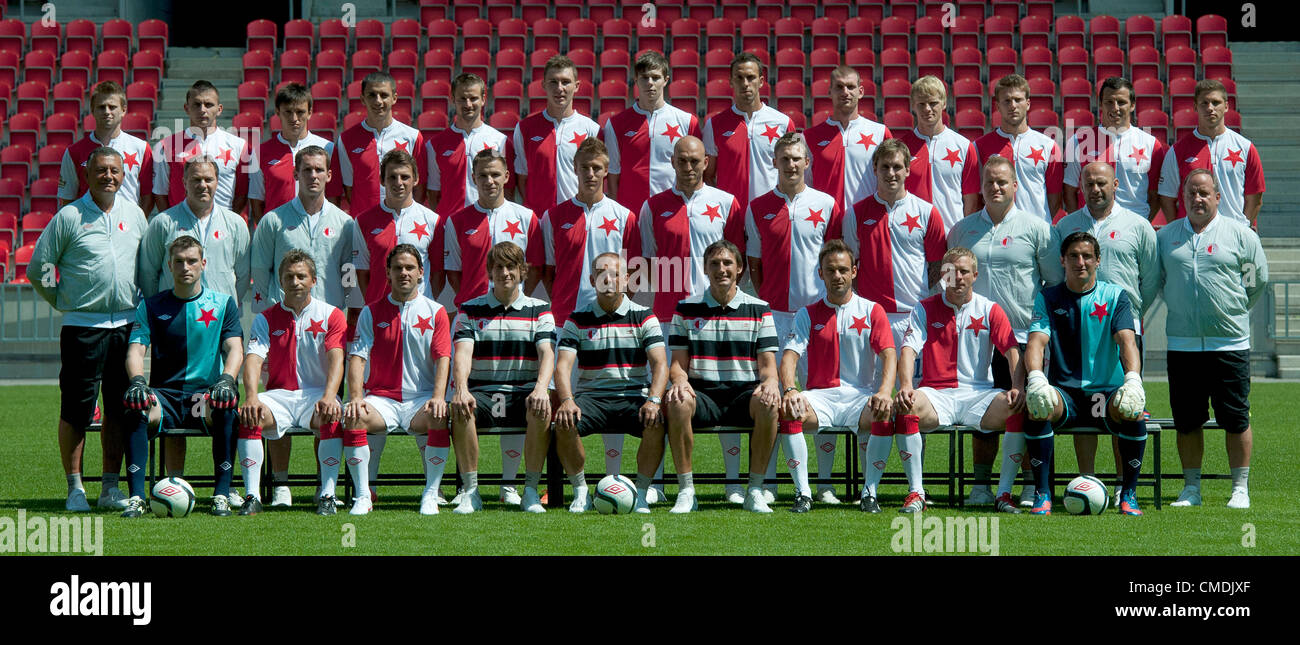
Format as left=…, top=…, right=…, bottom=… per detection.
left=123, top=376, right=155, bottom=411
left=1113, top=371, right=1146, bottom=419
left=207, top=374, right=239, bottom=410
left=1026, top=370, right=1058, bottom=420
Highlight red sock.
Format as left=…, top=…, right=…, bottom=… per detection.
left=1005, top=412, right=1024, bottom=434
left=778, top=420, right=803, bottom=435
left=427, top=428, right=451, bottom=448
left=342, top=429, right=367, bottom=447
left=238, top=425, right=262, bottom=440
left=870, top=421, right=894, bottom=436
left=895, top=414, right=920, bottom=435
left=318, top=421, right=341, bottom=440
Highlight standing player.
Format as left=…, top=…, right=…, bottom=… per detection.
left=665, top=240, right=782, bottom=513
left=1023, top=232, right=1148, bottom=515
left=1157, top=170, right=1268, bottom=509
left=804, top=65, right=894, bottom=214
left=948, top=157, right=1063, bottom=507
left=153, top=81, right=249, bottom=213
left=892, top=247, right=1024, bottom=513
left=334, top=72, right=427, bottom=216
left=237, top=251, right=346, bottom=515
left=1158, top=80, right=1265, bottom=228
left=973, top=75, right=1063, bottom=223
left=1062, top=77, right=1166, bottom=219
left=355, top=149, right=443, bottom=304
left=248, top=83, right=339, bottom=226
left=449, top=242, right=555, bottom=513
left=58, top=81, right=157, bottom=214
left=896, top=75, right=981, bottom=230
left=513, top=55, right=602, bottom=216
left=703, top=52, right=796, bottom=214
left=779, top=240, right=896, bottom=512
left=32, top=147, right=146, bottom=511
left=553, top=252, right=668, bottom=513
left=601, top=50, right=701, bottom=214
left=426, top=73, right=508, bottom=216
left=119, top=236, right=243, bottom=517
left=341, top=244, right=451, bottom=515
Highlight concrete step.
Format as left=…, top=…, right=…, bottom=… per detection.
left=1252, top=146, right=1300, bottom=164
left=1237, top=127, right=1300, bottom=145
left=10, top=0, right=118, bottom=20
left=1233, top=63, right=1300, bottom=81
left=1232, top=42, right=1300, bottom=53
left=310, top=0, right=391, bottom=19
left=1236, top=93, right=1300, bottom=113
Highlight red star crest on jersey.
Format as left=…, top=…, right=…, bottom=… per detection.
left=1128, top=146, right=1148, bottom=163
left=123, top=152, right=140, bottom=172
left=412, top=315, right=434, bottom=335
left=966, top=315, right=987, bottom=334
left=502, top=218, right=524, bottom=240
left=849, top=315, right=870, bottom=335
left=1090, top=302, right=1109, bottom=323
left=254, top=292, right=264, bottom=303
left=306, top=318, right=326, bottom=339
left=901, top=213, right=922, bottom=234
left=857, top=133, right=876, bottom=149
left=197, top=307, right=217, bottom=328
left=1025, top=146, right=1046, bottom=167
left=805, top=208, right=825, bottom=228
left=1224, top=148, right=1244, bottom=168
left=698, top=203, right=721, bottom=223
left=569, top=131, right=588, bottom=146
left=942, top=147, right=963, bottom=167
left=216, top=148, right=235, bottom=165
left=394, top=140, right=410, bottom=152
left=661, top=124, right=683, bottom=142
left=597, top=216, right=620, bottom=237
left=409, top=221, right=429, bottom=241
left=761, top=124, right=781, bottom=144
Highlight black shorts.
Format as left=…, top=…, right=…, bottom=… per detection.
left=59, top=325, right=132, bottom=428
left=1168, top=350, right=1251, bottom=434
left=574, top=392, right=647, bottom=437
left=1024, top=385, right=1146, bottom=441
left=991, top=342, right=1029, bottom=390
left=691, top=384, right=755, bottom=429
left=150, top=388, right=214, bottom=433
left=469, top=390, right=531, bottom=428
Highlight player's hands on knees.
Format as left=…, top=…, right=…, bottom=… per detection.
left=555, top=398, right=581, bottom=431
left=782, top=390, right=807, bottom=420
left=344, top=397, right=368, bottom=425
left=526, top=386, right=551, bottom=420
left=315, top=397, right=342, bottom=424
left=238, top=396, right=264, bottom=428
left=639, top=400, right=662, bottom=430
left=666, top=381, right=694, bottom=405
left=123, top=376, right=156, bottom=412
left=868, top=391, right=892, bottom=418
left=1111, top=371, right=1146, bottom=420
left=1004, top=386, right=1025, bottom=414
left=207, top=374, right=239, bottom=410
left=451, top=389, right=476, bottom=422
left=893, top=386, right=916, bottom=415
left=423, top=398, right=448, bottom=421
left=1025, top=370, right=1057, bottom=420
left=754, top=380, right=781, bottom=409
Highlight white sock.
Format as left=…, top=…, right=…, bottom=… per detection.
left=424, top=442, right=449, bottom=491
left=676, top=471, right=694, bottom=493
left=763, top=444, right=780, bottom=493
left=344, top=444, right=370, bottom=501
left=897, top=432, right=924, bottom=495
left=500, top=434, right=524, bottom=484
left=461, top=471, right=479, bottom=496
left=864, top=433, right=892, bottom=497
left=237, top=438, right=263, bottom=501
left=720, top=433, right=742, bottom=486
left=318, top=438, right=342, bottom=498
left=601, top=434, right=624, bottom=475
left=568, top=471, right=588, bottom=496
left=815, top=431, right=837, bottom=492
left=997, top=431, right=1026, bottom=496
left=367, top=434, right=386, bottom=480
left=780, top=432, right=811, bottom=496
left=1230, top=466, right=1249, bottom=491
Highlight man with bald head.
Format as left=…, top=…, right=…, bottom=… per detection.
left=1055, top=161, right=1159, bottom=496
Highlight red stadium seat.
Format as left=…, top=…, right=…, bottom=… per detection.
left=1169, top=77, right=1196, bottom=114
left=555, top=0, right=584, bottom=23
left=1173, top=108, right=1197, bottom=140
left=492, top=79, right=525, bottom=115
left=846, top=0, right=878, bottom=22
left=1197, top=14, right=1228, bottom=50
left=669, top=78, right=700, bottom=115
left=518, top=0, right=547, bottom=23
left=1018, top=14, right=1050, bottom=51
left=858, top=78, right=878, bottom=117
left=426, top=18, right=457, bottom=53
left=247, top=19, right=277, bottom=54
left=1027, top=77, right=1056, bottom=110
left=705, top=78, right=731, bottom=114
left=1129, top=46, right=1161, bottom=83
left=774, top=18, right=803, bottom=53
left=392, top=80, right=416, bottom=118
left=120, top=112, right=149, bottom=140
left=882, top=78, right=911, bottom=115
left=29, top=182, right=59, bottom=217
left=37, top=144, right=66, bottom=181
left=461, top=18, right=493, bottom=53
left=1054, top=15, right=1084, bottom=50
left=315, top=50, right=346, bottom=86
left=238, top=81, right=268, bottom=116
left=1061, top=77, right=1093, bottom=114
left=916, top=48, right=945, bottom=81
left=231, top=111, right=264, bottom=134
left=953, top=77, right=984, bottom=113
left=0, top=246, right=8, bottom=282
left=704, top=48, right=732, bottom=84
left=310, top=81, right=342, bottom=118
left=1058, top=46, right=1090, bottom=83
left=1094, top=46, right=1125, bottom=82
left=15, top=81, right=47, bottom=118
left=284, top=19, right=315, bottom=54
left=1025, top=0, right=1053, bottom=19
left=667, top=49, right=700, bottom=85
left=599, top=49, right=631, bottom=86
left=880, top=47, right=911, bottom=84
left=1202, top=46, right=1233, bottom=83
left=589, top=1, right=618, bottom=23
left=775, top=78, right=805, bottom=116
left=0, top=180, right=22, bottom=219
left=1089, top=15, right=1120, bottom=50
left=990, top=0, right=1019, bottom=20
left=844, top=47, right=876, bottom=82
left=0, top=19, right=25, bottom=57
left=567, top=19, right=599, bottom=53
left=528, top=49, right=558, bottom=84
left=734, top=18, right=763, bottom=53
left=346, top=80, right=364, bottom=114
left=1133, top=78, right=1165, bottom=114
left=307, top=112, right=336, bottom=139
left=424, top=49, right=454, bottom=85
left=24, top=51, right=56, bottom=87
left=243, top=50, right=273, bottom=86
left=0, top=51, right=16, bottom=89
left=1166, top=46, right=1198, bottom=83
left=1027, top=107, right=1058, bottom=130
left=100, top=19, right=132, bottom=56
left=343, top=110, right=366, bottom=131
left=1162, top=15, right=1193, bottom=51
left=495, top=48, right=526, bottom=85
left=1225, top=109, right=1241, bottom=131
left=597, top=79, right=627, bottom=114
left=567, top=48, right=596, bottom=86
left=417, top=111, right=448, bottom=139
left=756, top=0, right=784, bottom=21
left=531, top=19, right=562, bottom=54
left=131, top=51, right=163, bottom=88
left=57, top=52, right=92, bottom=91
left=880, top=16, right=910, bottom=52
left=775, top=48, right=805, bottom=84
left=636, top=17, right=667, bottom=52
left=811, top=78, right=831, bottom=114
left=986, top=46, right=1017, bottom=82
left=1220, top=78, right=1237, bottom=111
left=911, top=15, right=943, bottom=52
left=45, top=113, right=79, bottom=148
left=951, top=46, right=982, bottom=85
left=810, top=18, right=840, bottom=51
left=486, top=0, right=517, bottom=23
left=8, top=113, right=40, bottom=156
left=319, top=19, right=349, bottom=53
left=138, top=19, right=168, bottom=56
left=387, top=49, right=418, bottom=86
left=352, top=50, right=383, bottom=83
left=683, top=0, right=715, bottom=21
left=572, top=82, right=594, bottom=115
left=0, top=212, right=15, bottom=256
left=955, top=109, right=987, bottom=139
left=354, top=19, right=386, bottom=53
left=1140, top=109, right=1169, bottom=144
left=810, top=47, right=840, bottom=82
left=792, top=0, right=825, bottom=23
left=1063, top=108, right=1093, bottom=129
left=65, top=19, right=97, bottom=56
left=11, top=243, right=37, bottom=284
left=419, top=79, right=450, bottom=114
left=948, top=15, right=980, bottom=52
left=670, top=18, right=701, bottom=54
left=527, top=80, right=546, bottom=113
left=0, top=146, right=31, bottom=184
left=984, top=15, right=1014, bottom=52
left=1021, top=46, right=1053, bottom=84
left=602, top=19, right=634, bottom=53
left=29, top=20, right=61, bottom=56
left=390, top=18, right=420, bottom=53
left=1126, top=15, right=1156, bottom=51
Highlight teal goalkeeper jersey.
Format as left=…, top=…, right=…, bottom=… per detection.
left=129, top=287, right=243, bottom=392
left=1030, top=280, right=1135, bottom=393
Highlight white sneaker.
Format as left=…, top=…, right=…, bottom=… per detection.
left=569, top=487, right=590, bottom=513
left=521, top=487, right=545, bottom=513
left=1226, top=488, right=1250, bottom=509
left=815, top=488, right=841, bottom=505
left=270, top=486, right=292, bottom=507
left=743, top=488, right=773, bottom=513
left=65, top=489, right=90, bottom=512
left=1170, top=486, right=1202, bottom=507
left=226, top=491, right=244, bottom=509
left=453, top=490, right=482, bottom=514
left=633, top=491, right=651, bottom=514
left=964, top=486, right=995, bottom=506
left=419, top=488, right=440, bottom=515
left=499, top=486, right=522, bottom=506
left=646, top=486, right=666, bottom=504
left=97, top=487, right=129, bottom=510
left=724, top=485, right=745, bottom=505
left=669, top=489, right=697, bottom=514
left=448, top=489, right=463, bottom=506
left=1018, top=486, right=1036, bottom=507
left=350, top=495, right=373, bottom=516
left=762, top=488, right=776, bottom=504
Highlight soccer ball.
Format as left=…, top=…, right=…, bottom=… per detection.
left=592, top=475, right=637, bottom=514
left=1063, top=475, right=1109, bottom=515
left=150, top=477, right=196, bottom=518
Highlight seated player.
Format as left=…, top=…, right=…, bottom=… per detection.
left=120, top=236, right=243, bottom=517
left=237, top=250, right=347, bottom=515
left=1023, top=232, right=1148, bottom=516
left=341, top=244, right=451, bottom=515
left=449, top=242, right=556, bottom=514
left=553, top=252, right=668, bottom=513
left=664, top=240, right=782, bottom=513
left=893, top=247, right=1024, bottom=513
left=779, top=240, right=896, bottom=513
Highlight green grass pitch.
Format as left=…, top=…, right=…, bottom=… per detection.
left=1, top=383, right=1294, bottom=555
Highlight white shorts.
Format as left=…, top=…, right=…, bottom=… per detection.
left=802, top=385, right=872, bottom=429
left=365, top=394, right=429, bottom=434
left=918, top=386, right=1002, bottom=428
left=258, top=388, right=332, bottom=439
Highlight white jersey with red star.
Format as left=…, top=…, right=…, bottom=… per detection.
left=702, top=104, right=796, bottom=212
left=349, top=294, right=451, bottom=401
left=637, top=185, right=746, bottom=322
left=744, top=186, right=843, bottom=313
left=248, top=132, right=339, bottom=209
left=842, top=192, right=947, bottom=314
left=512, top=110, right=602, bottom=215
left=1157, top=128, right=1265, bottom=225
left=541, top=196, right=640, bottom=326
left=804, top=115, right=894, bottom=213
left=973, top=127, right=1064, bottom=223
left=903, top=292, right=1017, bottom=390
left=602, top=103, right=701, bottom=215
left=1063, top=126, right=1167, bottom=218
left=897, top=127, right=981, bottom=231
left=785, top=294, right=894, bottom=390
left=248, top=298, right=347, bottom=391
left=443, top=201, right=544, bottom=307
left=425, top=123, right=508, bottom=215
left=333, top=118, right=427, bottom=216
left=353, top=201, right=442, bottom=304
left=58, top=131, right=157, bottom=204
left=153, top=127, right=250, bottom=209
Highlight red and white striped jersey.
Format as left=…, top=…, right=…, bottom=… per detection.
left=512, top=110, right=602, bottom=215
left=58, top=131, right=157, bottom=204
left=785, top=294, right=894, bottom=390
left=353, top=200, right=442, bottom=304
left=153, top=127, right=249, bottom=209
left=541, top=196, right=640, bottom=326
left=425, top=123, right=508, bottom=215
left=248, top=298, right=347, bottom=392
left=902, top=292, right=1017, bottom=391
left=702, top=104, right=796, bottom=212
left=637, top=185, right=746, bottom=322
left=804, top=115, right=893, bottom=213
left=896, top=127, right=981, bottom=231
left=349, top=294, right=451, bottom=401
left=1063, top=126, right=1166, bottom=218
left=601, top=103, right=701, bottom=215
left=744, top=186, right=843, bottom=313
left=443, top=201, right=544, bottom=307
left=248, top=132, right=339, bottom=210
left=843, top=192, right=947, bottom=314
left=973, top=127, right=1064, bottom=223
left=1157, top=128, right=1265, bottom=225
left=333, top=118, right=427, bottom=216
